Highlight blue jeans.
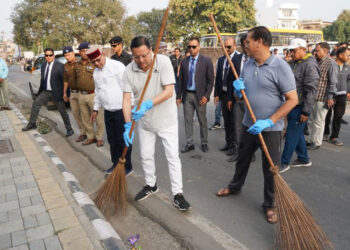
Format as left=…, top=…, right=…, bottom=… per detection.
left=281, top=105, right=309, bottom=164
left=215, top=101, right=222, bottom=124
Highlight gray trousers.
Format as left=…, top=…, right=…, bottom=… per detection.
left=29, top=91, right=72, bottom=130
left=183, top=92, right=208, bottom=145
left=232, top=99, right=245, bottom=148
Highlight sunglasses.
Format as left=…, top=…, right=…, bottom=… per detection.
left=225, top=46, right=232, bottom=49
left=111, top=43, right=120, bottom=48
left=45, top=54, right=54, bottom=57
left=187, top=45, right=197, bottom=49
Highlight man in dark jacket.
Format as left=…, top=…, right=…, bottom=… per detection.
left=177, top=37, right=214, bottom=153
left=109, top=36, right=132, bottom=66
left=22, top=48, right=74, bottom=136
left=280, top=39, right=320, bottom=173
left=214, top=37, right=239, bottom=156
left=324, top=47, right=350, bottom=146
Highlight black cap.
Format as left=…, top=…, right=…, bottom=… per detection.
left=78, top=42, right=90, bottom=50
left=62, top=46, right=73, bottom=54
left=109, top=36, right=123, bottom=44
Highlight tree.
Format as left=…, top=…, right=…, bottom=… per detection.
left=167, top=0, right=256, bottom=45
left=323, top=9, right=350, bottom=42
left=135, top=8, right=165, bottom=46
left=11, top=0, right=126, bottom=52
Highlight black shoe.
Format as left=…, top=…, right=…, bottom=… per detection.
left=201, top=144, right=209, bottom=152
left=173, top=193, right=191, bottom=211
left=135, top=184, right=159, bottom=201
left=304, top=127, right=309, bottom=135
left=226, top=148, right=235, bottom=156
left=66, top=129, right=74, bottom=137
left=279, top=164, right=290, bottom=173
left=22, top=123, right=37, bottom=131
left=227, top=152, right=239, bottom=162
left=219, top=145, right=229, bottom=151
left=340, top=118, right=348, bottom=124
left=290, top=160, right=312, bottom=168
left=181, top=144, right=195, bottom=153
left=307, top=143, right=320, bottom=150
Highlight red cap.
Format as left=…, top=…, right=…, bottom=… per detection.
left=86, top=47, right=102, bottom=60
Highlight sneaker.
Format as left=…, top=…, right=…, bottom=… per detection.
left=307, top=143, right=320, bottom=150
left=135, top=184, right=159, bottom=201
left=290, top=160, right=312, bottom=168
left=279, top=164, right=290, bottom=173
left=209, top=123, right=221, bottom=130
left=329, top=137, right=343, bottom=146
left=323, top=134, right=329, bottom=141
left=125, top=169, right=134, bottom=177
left=173, top=193, right=191, bottom=211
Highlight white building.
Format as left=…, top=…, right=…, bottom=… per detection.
left=276, top=3, right=300, bottom=29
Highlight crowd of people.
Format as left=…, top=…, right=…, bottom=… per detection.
left=16, top=26, right=350, bottom=222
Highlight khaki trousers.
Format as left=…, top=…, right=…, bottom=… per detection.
left=308, top=101, right=328, bottom=146
left=70, top=92, right=85, bottom=135
left=79, top=93, right=104, bottom=140
left=0, top=79, right=9, bottom=107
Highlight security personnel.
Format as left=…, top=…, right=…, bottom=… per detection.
left=63, top=46, right=86, bottom=142
left=74, top=42, right=104, bottom=147
left=109, top=36, right=132, bottom=66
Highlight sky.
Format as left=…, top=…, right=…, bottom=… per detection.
left=0, top=0, right=347, bottom=40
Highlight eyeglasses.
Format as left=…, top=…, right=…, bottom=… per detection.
left=92, top=57, right=103, bottom=64
left=132, top=50, right=151, bottom=60
left=187, top=45, right=197, bottom=50
left=45, top=54, right=54, bottom=57
left=111, top=43, right=120, bottom=48
left=225, top=46, right=232, bottom=49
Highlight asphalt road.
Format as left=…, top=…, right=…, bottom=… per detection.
left=8, top=65, right=350, bottom=249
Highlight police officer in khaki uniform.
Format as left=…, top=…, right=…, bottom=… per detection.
left=63, top=46, right=87, bottom=142
left=74, top=42, right=104, bottom=147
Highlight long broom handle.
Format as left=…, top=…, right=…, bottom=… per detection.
left=120, top=7, right=171, bottom=158
left=209, top=13, right=276, bottom=170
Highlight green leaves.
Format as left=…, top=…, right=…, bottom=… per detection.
left=323, top=10, right=350, bottom=42
left=11, top=0, right=126, bottom=51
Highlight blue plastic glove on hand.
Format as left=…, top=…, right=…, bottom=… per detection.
left=247, top=119, right=274, bottom=135
left=123, top=122, right=134, bottom=147
left=233, top=78, right=245, bottom=98
left=132, top=100, right=154, bottom=121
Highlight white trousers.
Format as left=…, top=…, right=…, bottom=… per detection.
left=137, top=123, right=183, bottom=195
left=308, top=101, right=329, bottom=146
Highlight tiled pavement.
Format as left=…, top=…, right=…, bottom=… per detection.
left=0, top=110, right=105, bottom=250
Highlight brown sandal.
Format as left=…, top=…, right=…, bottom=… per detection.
left=265, top=208, right=277, bottom=224
left=216, top=187, right=240, bottom=196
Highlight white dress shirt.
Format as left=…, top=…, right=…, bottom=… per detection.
left=44, top=61, right=54, bottom=90
left=93, top=57, right=126, bottom=112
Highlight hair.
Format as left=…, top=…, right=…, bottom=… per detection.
left=336, top=46, right=350, bottom=57
left=283, top=48, right=287, bottom=51
left=130, top=36, right=151, bottom=49
left=248, top=26, right=272, bottom=47
left=274, top=48, right=278, bottom=52
left=316, top=42, right=330, bottom=51
left=188, top=37, right=200, bottom=44
left=174, top=47, right=181, bottom=52
left=44, top=48, right=54, bottom=54
left=240, top=34, right=247, bottom=45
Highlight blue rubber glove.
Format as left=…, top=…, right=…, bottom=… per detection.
left=123, top=122, right=134, bottom=147
left=247, top=119, right=274, bottom=135
left=132, top=100, right=154, bottom=121
left=233, top=78, right=245, bottom=98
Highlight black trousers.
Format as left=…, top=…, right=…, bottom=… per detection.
left=104, top=110, right=132, bottom=171
left=228, top=126, right=282, bottom=209
left=221, top=92, right=234, bottom=149
left=324, top=95, right=347, bottom=139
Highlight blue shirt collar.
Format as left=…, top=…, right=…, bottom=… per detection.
left=191, top=53, right=199, bottom=61
left=252, top=55, right=276, bottom=66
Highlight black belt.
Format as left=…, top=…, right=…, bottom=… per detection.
left=187, top=90, right=196, bottom=93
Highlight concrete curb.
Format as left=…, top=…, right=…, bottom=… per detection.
left=10, top=102, right=127, bottom=250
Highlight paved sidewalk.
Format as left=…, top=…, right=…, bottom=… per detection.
left=0, top=109, right=104, bottom=250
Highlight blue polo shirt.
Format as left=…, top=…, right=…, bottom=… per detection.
left=241, top=55, right=296, bottom=131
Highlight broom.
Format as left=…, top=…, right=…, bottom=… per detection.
left=209, top=13, right=333, bottom=250
left=94, top=7, right=171, bottom=213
